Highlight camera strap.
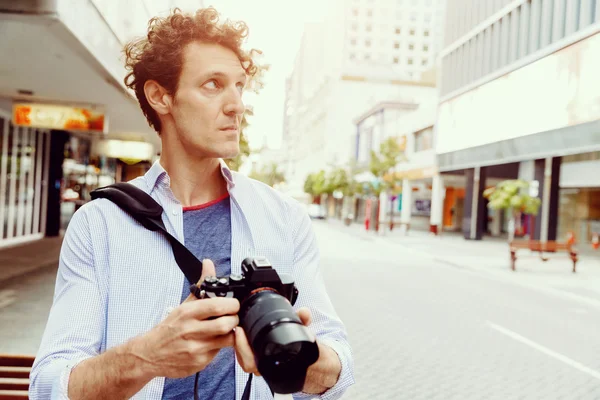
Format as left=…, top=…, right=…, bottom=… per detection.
left=90, top=183, right=203, bottom=285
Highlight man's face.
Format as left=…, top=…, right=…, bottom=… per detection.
left=168, top=42, right=247, bottom=159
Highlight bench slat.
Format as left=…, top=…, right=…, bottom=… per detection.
left=0, top=378, right=29, bottom=392
left=0, top=390, right=29, bottom=399
left=0, top=367, right=30, bottom=379
left=0, top=356, right=34, bottom=368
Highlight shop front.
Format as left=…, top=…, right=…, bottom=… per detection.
left=0, top=110, right=50, bottom=248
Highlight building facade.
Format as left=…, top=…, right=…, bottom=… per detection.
left=437, top=0, right=600, bottom=243
left=282, top=0, right=446, bottom=201
left=0, top=0, right=200, bottom=248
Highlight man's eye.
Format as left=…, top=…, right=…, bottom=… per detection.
left=204, top=80, right=219, bottom=89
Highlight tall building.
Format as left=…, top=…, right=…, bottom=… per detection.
left=436, top=0, right=600, bottom=244
left=282, top=0, right=446, bottom=200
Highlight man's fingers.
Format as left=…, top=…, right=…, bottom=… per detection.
left=186, top=315, right=239, bottom=337
left=297, top=307, right=312, bottom=326
left=234, top=327, right=260, bottom=375
left=185, top=259, right=217, bottom=302
left=180, top=297, right=240, bottom=320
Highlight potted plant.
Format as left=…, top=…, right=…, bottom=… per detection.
left=483, top=179, right=542, bottom=242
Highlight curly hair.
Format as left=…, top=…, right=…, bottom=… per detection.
left=123, top=7, right=258, bottom=133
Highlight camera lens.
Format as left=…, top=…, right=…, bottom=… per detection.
left=240, top=291, right=319, bottom=394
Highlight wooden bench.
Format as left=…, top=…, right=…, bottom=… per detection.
left=0, top=355, right=34, bottom=399
left=509, top=240, right=578, bottom=272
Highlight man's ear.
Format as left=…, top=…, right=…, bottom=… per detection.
left=144, top=80, right=173, bottom=116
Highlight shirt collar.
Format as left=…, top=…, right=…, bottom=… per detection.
left=145, top=159, right=236, bottom=193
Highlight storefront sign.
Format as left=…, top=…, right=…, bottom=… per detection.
left=96, top=139, right=154, bottom=164
left=13, top=103, right=106, bottom=132
left=388, top=166, right=437, bottom=181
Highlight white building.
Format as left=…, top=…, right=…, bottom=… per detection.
left=282, top=0, right=446, bottom=200
left=0, top=0, right=202, bottom=248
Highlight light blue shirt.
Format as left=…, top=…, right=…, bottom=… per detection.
left=30, top=160, right=354, bottom=400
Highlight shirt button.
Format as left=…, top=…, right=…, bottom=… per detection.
left=172, top=209, right=178, bottom=216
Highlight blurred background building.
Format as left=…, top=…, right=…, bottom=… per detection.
left=281, top=0, right=446, bottom=200
left=436, top=0, right=600, bottom=245
left=0, top=0, right=203, bottom=248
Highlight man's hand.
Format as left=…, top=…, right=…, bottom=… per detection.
left=130, top=259, right=240, bottom=378
left=234, top=307, right=313, bottom=376
left=234, top=307, right=341, bottom=395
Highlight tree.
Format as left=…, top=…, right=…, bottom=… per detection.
left=325, top=167, right=350, bottom=195
left=483, top=179, right=542, bottom=241
left=303, top=170, right=327, bottom=201
left=369, top=137, right=406, bottom=195
left=249, top=162, right=285, bottom=187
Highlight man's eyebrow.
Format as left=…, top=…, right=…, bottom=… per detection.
left=202, top=71, right=247, bottom=82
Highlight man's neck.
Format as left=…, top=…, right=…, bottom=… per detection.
left=159, top=153, right=228, bottom=208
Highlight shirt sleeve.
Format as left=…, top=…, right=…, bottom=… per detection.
left=29, top=205, right=106, bottom=399
left=289, top=202, right=355, bottom=400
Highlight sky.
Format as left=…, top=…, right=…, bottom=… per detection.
left=204, top=0, right=329, bottom=150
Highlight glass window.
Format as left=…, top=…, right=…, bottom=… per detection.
left=352, top=9, right=358, bottom=16
left=414, top=127, right=433, bottom=151
left=409, top=43, right=415, bottom=50
left=395, top=27, right=401, bottom=34
left=410, top=28, right=416, bottom=35
left=366, top=25, right=373, bottom=32
left=424, top=29, right=430, bottom=36
left=366, top=39, right=371, bottom=47
left=394, top=42, right=400, bottom=49
left=423, top=44, right=429, bottom=51
left=407, top=58, right=414, bottom=64
left=367, top=9, right=373, bottom=17
left=394, top=57, right=399, bottom=63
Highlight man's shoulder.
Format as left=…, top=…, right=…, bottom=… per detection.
left=231, top=171, right=304, bottom=215
left=76, top=175, right=150, bottom=218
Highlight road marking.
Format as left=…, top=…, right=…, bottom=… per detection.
left=487, top=321, right=600, bottom=381
left=0, top=290, right=17, bottom=309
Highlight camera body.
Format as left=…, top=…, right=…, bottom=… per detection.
left=199, top=256, right=318, bottom=394
left=199, top=256, right=299, bottom=306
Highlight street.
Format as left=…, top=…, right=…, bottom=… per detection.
left=1, top=221, right=600, bottom=399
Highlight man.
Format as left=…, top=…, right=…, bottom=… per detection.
left=30, top=7, right=354, bottom=400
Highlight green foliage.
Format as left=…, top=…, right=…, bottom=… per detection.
left=325, top=167, right=350, bottom=195
left=248, top=162, right=285, bottom=187
left=484, top=179, right=541, bottom=215
left=368, top=137, right=406, bottom=196
left=303, top=170, right=327, bottom=197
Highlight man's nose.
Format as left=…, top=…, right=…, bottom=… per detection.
left=223, top=88, right=245, bottom=117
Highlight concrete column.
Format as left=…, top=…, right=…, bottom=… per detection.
left=400, top=179, right=412, bottom=232
left=534, top=157, right=561, bottom=242
left=462, top=167, right=487, bottom=240
left=429, top=174, right=445, bottom=235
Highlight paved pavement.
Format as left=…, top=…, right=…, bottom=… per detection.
left=2, top=223, right=600, bottom=399
left=313, top=220, right=600, bottom=400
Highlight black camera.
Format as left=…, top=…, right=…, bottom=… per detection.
left=199, top=257, right=320, bottom=394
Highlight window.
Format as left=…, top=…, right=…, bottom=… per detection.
left=393, top=57, right=399, bottom=64
left=409, top=28, right=415, bottom=35
left=366, top=25, right=372, bottom=32
left=367, top=9, right=373, bottom=17
left=410, top=12, right=418, bottom=21
left=408, top=43, right=415, bottom=50
left=423, top=44, right=429, bottom=51
left=351, top=38, right=357, bottom=45
left=424, top=29, right=430, bottom=36
left=424, top=13, right=432, bottom=22
left=394, top=42, right=400, bottom=49
left=351, top=23, right=358, bottom=31
left=407, top=58, right=413, bottom=64
left=365, top=53, right=371, bottom=60
left=395, top=27, right=401, bottom=34
left=422, top=58, right=428, bottom=65
left=414, top=127, right=433, bottom=151
left=352, top=9, right=358, bottom=16
left=349, top=53, right=356, bottom=60
left=366, top=39, right=371, bottom=47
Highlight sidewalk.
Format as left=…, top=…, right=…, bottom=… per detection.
left=0, top=237, right=63, bottom=284
left=326, top=219, right=600, bottom=306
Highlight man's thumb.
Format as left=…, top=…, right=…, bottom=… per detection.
left=185, top=259, right=216, bottom=302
